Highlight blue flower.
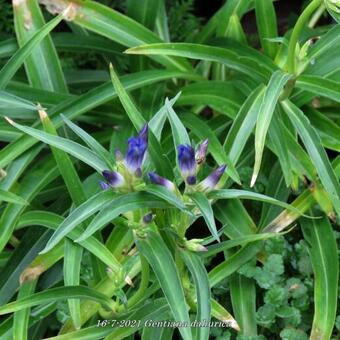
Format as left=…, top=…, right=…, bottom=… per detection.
left=102, top=170, right=125, bottom=188
left=195, top=139, right=209, bottom=165
left=177, top=144, right=197, bottom=184
left=198, top=165, right=226, bottom=191
left=125, top=124, right=148, bottom=174
left=148, top=172, right=175, bottom=191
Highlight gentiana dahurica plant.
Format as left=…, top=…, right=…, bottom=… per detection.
left=0, top=0, right=340, bottom=339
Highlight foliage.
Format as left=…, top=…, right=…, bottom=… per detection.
left=0, top=0, right=339, bottom=339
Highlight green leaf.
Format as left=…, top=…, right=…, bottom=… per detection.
left=230, top=274, right=257, bottom=335
left=61, top=114, right=114, bottom=168
left=282, top=100, right=340, bottom=217
left=255, top=0, right=278, bottom=58
left=6, top=117, right=108, bottom=173
left=126, top=43, right=270, bottom=82
left=13, top=281, right=37, bottom=340
left=0, top=286, right=115, bottom=315
left=40, top=190, right=116, bottom=254
left=0, top=158, right=58, bottom=253
left=202, top=232, right=288, bottom=258
left=211, top=298, right=239, bottom=331
left=224, top=85, right=266, bottom=164
left=300, top=212, right=339, bottom=339
left=209, top=189, right=306, bottom=216
left=295, top=75, right=340, bottom=103
left=0, top=10, right=66, bottom=90
left=40, top=0, right=190, bottom=71
left=181, top=251, right=211, bottom=340
left=188, top=192, right=220, bottom=243
left=143, top=184, right=188, bottom=212
left=209, top=242, right=262, bottom=287
left=0, top=189, right=28, bottom=206
left=251, top=70, right=292, bottom=187
left=135, top=230, right=192, bottom=340
left=75, top=192, right=170, bottom=242
left=166, top=97, right=191, bottom=146
left=13, top=0, right=68, bottom=92
left=18, top=211, right=122, bottom=272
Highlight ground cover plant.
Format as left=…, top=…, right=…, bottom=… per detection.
left=0, top=0, right=340, bottom=339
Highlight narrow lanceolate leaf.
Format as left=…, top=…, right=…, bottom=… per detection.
left=300, top=212, right=339, bottom=340
left=282, top=100, right=340, bottom=217
left=126, top=43, right=271, bottom=82
left=40, top=109, right=84, bottom=329
left=208, top=242, right=263, bottom=287
left=135, top=230, right=192, bottom=340
left=166, top=96, right=191, bottom=146
left=0, top=286, right=115, bottom=315
left=40, top=190, right=116, bottom=254
left=13, top=280, right=37, bottom=340
left=189, top=192, right=220, bottom=243
left=143, top=184, right=188, bottom=212
left=109, top=65, right=173, bottom=178
left=13, top=0, right=68, bottom=92
left=40, top=0, right=190, bottom=71
left=208, top=189, right=306, bottom=216
left=295, top=75, right=340, bottom=103
left=18, top=211, right=121, bottom=272
left=224, top=85, right=266, bottom=164
left=211, top=299, right=240, bottom=331
left=251, top=71, right=292, bottom=187
left=61, top=114, right=114, bottom=168
left=75, top=192, right=170, bottom=242
left=0, top=9, right=67, bottom=90
left=5, top=117, right=108, bottom=173
left=230, top=274, right=257, bottom=336
left=255, top=0, right=278, bottom=58
left=181, top=251, right=211, bottom=340
left=0, top=189, right=28, bottom=205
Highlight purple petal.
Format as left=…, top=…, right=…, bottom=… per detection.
left=148, top=172, right=175, bottom=191
left=99, top=181, right=110, bottom=190
left=138, top=123, right=148, bottom=143
left=199, top=165, right=226, bottom=191
left=125, top=135, right=148, bottom=173
left=186, top=175, right=197, bottom=185
left=102, top=170, right=125, bottom=188
left=177, top=144, right=196, bottom=177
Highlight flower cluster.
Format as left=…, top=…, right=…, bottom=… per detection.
left=99, top=124, right=148, bottom=191
left=100, top=124, right=226, bottom=193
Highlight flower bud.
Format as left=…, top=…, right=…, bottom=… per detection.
left=142, top=213, right=153, bottom=224
left=148, top=172, right=176, bottom=191
left=195, top=139, right=209, bottom=165
left=102, top=170, right=125, bottom=188
left=99, top=180, right=110, bottom=191
left=177, top=144, right=197, bottom=185
left=197, top=165, right=226, bottom=192
left=184, top=239, right=208, bottom=252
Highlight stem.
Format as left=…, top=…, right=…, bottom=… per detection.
left=308, top=3, right=326, bottom=28
left=286, top=0, right=322, bottom=74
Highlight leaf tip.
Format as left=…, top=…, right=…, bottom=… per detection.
left=250, top=172, right=257, bottom=188
left=4, top=116, right=14, bottom=125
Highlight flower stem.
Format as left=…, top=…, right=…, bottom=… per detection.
left=286, top=0, right=323, bottom=74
